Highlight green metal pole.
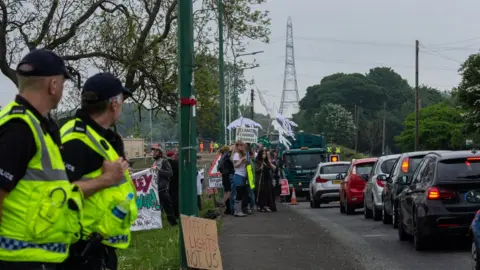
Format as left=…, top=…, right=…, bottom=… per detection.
left=218, top=0, right=225, bottom=146
left=177, top=0, right=197, bottom=268
left=233, top=57, right=238, bottom=120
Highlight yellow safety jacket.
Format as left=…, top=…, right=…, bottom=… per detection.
left=60, top=118, right=138, bottom=249
left=0, top=102, right=84, bottom=263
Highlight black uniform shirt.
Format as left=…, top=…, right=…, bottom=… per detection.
left=62, top=109, right=125, bottom=182
left=0, top=95, right=61, bottom=192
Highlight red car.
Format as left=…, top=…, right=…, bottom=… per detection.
left=339, top=157, right=377, bottom=215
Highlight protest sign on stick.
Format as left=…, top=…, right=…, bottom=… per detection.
left=131, top=169, right=163, bottom=231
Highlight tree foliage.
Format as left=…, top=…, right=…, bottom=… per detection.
left=455, top=53, right=480, bottom=131
left=394, top=102, right=465, bottom=152
left=0, top=0, right=271, bottom=117
left=295, top=67, right=447, bottom=154
left=313, top=103, right=355, bottom=148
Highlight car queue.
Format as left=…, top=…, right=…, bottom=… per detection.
left=308, top=150, right=480, bottom=269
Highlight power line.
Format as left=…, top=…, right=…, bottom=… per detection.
left=268, top=36, right=480, bottom=51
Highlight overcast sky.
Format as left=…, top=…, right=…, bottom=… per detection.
left=1, top=0, right=479, bottom=118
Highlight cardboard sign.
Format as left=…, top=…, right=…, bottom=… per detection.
left=131, top=169, right=163, bottom=231
left=280, top=179, right=290, bottom=196
left=181, top=215, right=223, bottom=270
left=235, top=127, right=258, bottom=144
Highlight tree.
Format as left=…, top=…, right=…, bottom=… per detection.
left=0, top=1, right=271, bottom=117
left=313, top=103, right=355, bottom=148
left=394, top=102, right=465, bottom=151
left=362, top=118, right=382, bottom=155
left=455, top=53, right=480, bottom=131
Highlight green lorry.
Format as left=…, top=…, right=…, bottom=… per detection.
left=278, top=132, right=329, bottom=200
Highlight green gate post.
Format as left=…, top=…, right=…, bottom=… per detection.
left=177, top=0, right=198, bottom=268
left=218, top=0, right=225, bottom=145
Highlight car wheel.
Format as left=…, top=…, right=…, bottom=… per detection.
left=392, top=203, right=398, bottom=229
left=313, top=198, right=321, bottom=208
left=397, top=209, right=409, bottom=241
left=346, top=200, right=354, bottom=215
left=363, top=198, right=372, bottom=219
left=413, top=214, right=429, bottom=251
left=309, top=198, right=314, bottom=208
left=373, top=206, right=381, bottom=221
left=382, top=204, right=392, bottom=224
left=472, top=237, right=480, bottom=270
left=340, top=199, right=346, bottom=214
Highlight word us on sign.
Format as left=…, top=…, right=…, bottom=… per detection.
left=235, top=127, right=258, bottom=144
left=181, top=215, right=223, bottom=270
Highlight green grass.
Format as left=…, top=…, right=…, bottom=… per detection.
left=117, top=195, right=221, bottom=270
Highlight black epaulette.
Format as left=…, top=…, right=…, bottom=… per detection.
left=9, top=105, right=26, bottom=115
left=73, top=120, right=87, bottom=133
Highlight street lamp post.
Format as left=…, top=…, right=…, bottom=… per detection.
left=232, top=51, right=264, bottom=122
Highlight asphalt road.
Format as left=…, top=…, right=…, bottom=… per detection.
left=287, top=201, right=471, bottom=270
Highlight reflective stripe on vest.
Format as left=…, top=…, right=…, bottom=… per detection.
left=0, top=236, right=67, bottom=253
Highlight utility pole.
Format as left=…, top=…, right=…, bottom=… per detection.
left=177, top=0, right=197, bottom=268
left=415, top=40, right=419, bottom=151
left=218, top=0, right=225, bottom=145
left=250, top=88, right=255, bottom=120
left=382, top=101, right=386, bottom=155
left=354, top=105, right=360, bottom=153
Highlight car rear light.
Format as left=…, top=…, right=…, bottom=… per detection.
left=376, top=179, right=385, bottom=187
left=427, top=187, right=456, bottom=200
left=401, top=157, right=409, bottom=173
left=315, top=177, right=328, bottom=183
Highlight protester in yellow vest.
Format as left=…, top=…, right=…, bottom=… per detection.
left=0, top=49, right=84, bottom=269
left=59, top=73, right=137, bottom=270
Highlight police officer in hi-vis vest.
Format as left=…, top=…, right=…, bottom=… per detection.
left=60, top=73, right=138, bottom=270
left=0, top=49, right=84, bottom=269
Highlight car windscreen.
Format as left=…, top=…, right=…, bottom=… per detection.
left=355, top=162, right=375, bottom=175
left=437, top=158, right=480, bottom=181
left=285, top=153, right=324, bottom=169
left=406, top=155, right=425, bottom=174
left=321, top=164, right=349, bottom=174
left=381, top=158, right=398, bottom=174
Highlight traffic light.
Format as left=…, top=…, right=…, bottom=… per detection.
left=329, top=154, right=339, bottom=162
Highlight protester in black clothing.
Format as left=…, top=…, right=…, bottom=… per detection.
left=255, top=150, right=276, bottom=212
left=152, top=145, right=177, bottom=226
left=218, top=145, right=235, bottom=215
left=269, top=151, right=280, bottom=212
left=166, top=150, right=179, bottom=218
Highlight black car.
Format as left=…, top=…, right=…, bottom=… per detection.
left=380, top=151, right=451, bottom=228
left=397, top=151, right=480, bottom=251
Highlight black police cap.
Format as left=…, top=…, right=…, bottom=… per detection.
left=16, top=49, right=71, bottom=79
left=81, top=73, right=132, bottom=104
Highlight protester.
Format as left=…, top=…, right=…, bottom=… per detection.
left=244, top=143, right=256, bottom=214
left=0, top=49, right=84, bottom=269
left=60, top=72, right=136, bottom=270
left=197, top=167, right=204, bottom=211
left=217, top=145, right=233, bottom=214
left=231, top=140, right=249, bottom=217
left=269, top=150, right=280, bottom=212
left=152, top=145, right=177, bottom=226
left=167, top=150, right=179, bottom=218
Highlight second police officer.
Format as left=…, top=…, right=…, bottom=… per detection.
left=60, top=73, right=138, bottom=270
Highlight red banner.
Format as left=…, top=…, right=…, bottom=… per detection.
left=280, top=179, right=290, bottom=196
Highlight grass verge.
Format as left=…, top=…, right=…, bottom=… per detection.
left=117, top=194, right=222, bottom=270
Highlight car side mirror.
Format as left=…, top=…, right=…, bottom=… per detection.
left=361, top=174, right=369, bottom=181
left=399, top=175, right=409, bottom=185
left=377, top=174, right=387, bottom=181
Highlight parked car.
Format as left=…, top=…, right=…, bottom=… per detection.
left=364, top=154, right=400, bottom=221
left=397, top=151, right=480, bottom=250
left=339, top=158, right=377, bottom=215
left=381, top=151, right=450, bottom=227
left=471, top=209, right=480, bottom=269
left=309, top=161, right=350, bottom=208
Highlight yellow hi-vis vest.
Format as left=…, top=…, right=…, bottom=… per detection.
left=60, top=118, right=138, bottom=249
left=0, top=102, right=84, bottom=263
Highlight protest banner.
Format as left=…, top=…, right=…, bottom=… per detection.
left=235, top=127, right=258, bottom=144
left=130, top=168, right=163, bottom=231
left=181, top=215, right=223, bottom=270
left=280, top=179, right=290, bottom=196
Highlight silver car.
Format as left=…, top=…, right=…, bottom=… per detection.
left=309, top=161, right=350, bottom=208
left=363, top=154, right=400, bottom=220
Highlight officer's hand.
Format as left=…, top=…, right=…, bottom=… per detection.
left=102, top=158, right=128, bottom=185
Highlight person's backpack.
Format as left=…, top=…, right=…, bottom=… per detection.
left=218, top=151, right=234, bottom=175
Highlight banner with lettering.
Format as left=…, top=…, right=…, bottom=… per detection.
left=131, top=168, right=163, bottom=231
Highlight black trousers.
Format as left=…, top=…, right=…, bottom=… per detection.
left=59, top=240, right=117, bottom=270
left=0, top=261, right=58, bottom=270
left=158, top=189, right=178, bottom=225
left=169, top=188, right=180, bottom=218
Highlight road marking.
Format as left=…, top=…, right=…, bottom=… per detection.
left=363, top=234, right=386, bottom=237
